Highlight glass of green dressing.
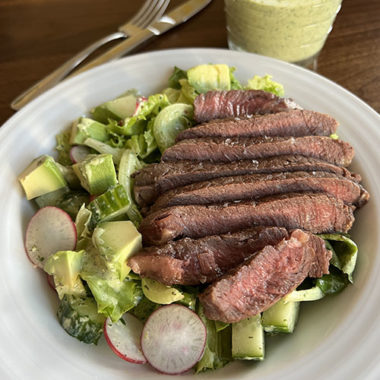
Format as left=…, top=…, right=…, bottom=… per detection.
left=225, top=0, right=342, bottom=69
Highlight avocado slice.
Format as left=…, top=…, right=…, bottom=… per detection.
left=18, top=155, right=67, bottom=200
left=92, top=221, right=142, bottom=280
left=141, top=278, right=184, bottom=305
left=72, top=154, right=117, bottom=195
left=44, top=250, right=86, bottom=299
left=91, top=93, right=138, bottom=123
left=70, top=117, right=108, bottom=145
left=187, top=64, right=231, bottom=93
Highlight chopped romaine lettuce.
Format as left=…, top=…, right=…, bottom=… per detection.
left=195, top=305, right=231, bottom=373
left=320, top=234, right=358, bottom=282
left=246, top=74, right=285, bottom=97
left=168, top=66, right=188, bottom=89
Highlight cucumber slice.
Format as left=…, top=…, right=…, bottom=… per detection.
left=57, top=294, right=106, bottom=344
left=262, top=299, right=300, bottom=334
left=88, top=184, right=130, bottom=225
left=232, top=314, right=264, bottom=360
left=153, top=103, right=193, bottom=153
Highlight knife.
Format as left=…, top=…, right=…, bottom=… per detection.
left=70, top=0, right=212, bottom=77
left=11, top=0, right=212, bottom=111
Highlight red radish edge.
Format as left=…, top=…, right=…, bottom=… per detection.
left=25, top=206, right=77, bottom=269
left=140, top=304, right=207, bottom=375
left=104, top=314, right=146, bottom=365
left=46, top=274, right=56, bottom=292
left=133, top=96, right=148, bottom=116
left=70, top=145, right=92, bottom=164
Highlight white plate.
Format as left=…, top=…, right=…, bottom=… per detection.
left=0, top=48, right=379, bottom=380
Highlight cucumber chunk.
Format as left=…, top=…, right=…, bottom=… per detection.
left=262, top=299, right=300, bottom=334
left=232, top=314, right=264, bottom=360
left=57, top=294, right=106, bottom=344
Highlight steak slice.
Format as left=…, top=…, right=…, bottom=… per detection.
left=132, top=155, right=360, bottom=207
left=149, top=171, right=367, bottom=213
left=128, top=226, right=289, bottom=285
left=162, top=136, right=354, bottom=167
left=194, top=89, right=300, bottom=123
left=177, top=110, right=338, bottom=141
left=139, top=192, right=355, bottom=245
left=198, top=230, right=331, bottom=323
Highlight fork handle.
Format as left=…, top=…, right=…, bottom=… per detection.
left=11, top=32, right=125, bottom=111
left=69, top=28, right=156, bottom=78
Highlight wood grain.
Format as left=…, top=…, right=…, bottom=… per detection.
left=0, top=0, right=379, bottom=125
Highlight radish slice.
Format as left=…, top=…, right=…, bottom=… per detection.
left=70, top=145, right=92, bottom=163
left=141, top=304, right=206, bottom=374
left=46, top=274, right=56, bottom=292
left=104, top=313, right=146, bottom=364
left=133, top=96, right=148, bottom=116
left=25, top=206, right=77, bottom=268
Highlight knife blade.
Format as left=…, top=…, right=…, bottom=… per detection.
left=70, top=0, right=212, bottom=77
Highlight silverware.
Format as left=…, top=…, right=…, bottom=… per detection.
left=11, top=0, right=170, bottom=111
left=70, top=0, right=212, bottom=77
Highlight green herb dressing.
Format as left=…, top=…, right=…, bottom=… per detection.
left=225, top=0, right=342, bottom=63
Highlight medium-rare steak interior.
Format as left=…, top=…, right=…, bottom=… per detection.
left=139, top=193, right=355, bottom=245
left=132, top=155, right=361, bottom=207
left=177, top=109, right=338, bottom=141
left=148, top=170, right=368, bottom=214
left=132, top=89, right=369, bottom=324
left=194, top=89, right=300, bottom=122
left=128, top=226, right=289, bottom=285
left=162, top=136, right=354, bottom=166
left=198, top=230, right=332, bottom=323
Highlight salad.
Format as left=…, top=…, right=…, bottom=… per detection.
left=18, top=63, right=358, bottom=375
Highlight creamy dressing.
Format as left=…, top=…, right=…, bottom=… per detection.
left=225, top=0, right=342, bottom=63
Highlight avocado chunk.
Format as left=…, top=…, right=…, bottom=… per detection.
left=92, top=221, right=142, bottom=280
left=91, top=93, right=138, bottom=123
left=232, top=314, right=264, bottom=360
left=70, top=117, right=108, bottom=145
left=72, top=154, right=117, bottom=195
left=262, top=299, right=300, bottom=334
left=44, top=250, right=86, bottom=299
left=187, top=64, right=231, bottom=93
left=141, top=278, right=184, bottom=305
left=57, top=294, right=106, bottom=344
left=18, top=155, right=67, bottom=200
left=88, top=184, right=130, bottom=225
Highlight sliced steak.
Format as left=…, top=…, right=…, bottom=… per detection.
left=128, top=227, right=289, bottom=285
left=139, top=192, right=355, bottom=245
left=177, top=110, right=338, bottom=141
left=132, top=155, right=360, bottom=207
left=194, top=90, right=300, bottom=123
left=198, top=230, right=331, bottom=323
left=149, top=171, right=367, bottom=213
left=162, top=136, right=354, bottom=167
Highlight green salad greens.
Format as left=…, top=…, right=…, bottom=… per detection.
left=19, top=63, right=359, bottom=373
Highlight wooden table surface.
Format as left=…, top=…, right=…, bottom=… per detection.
left=1, top=0, right=379, bottom=126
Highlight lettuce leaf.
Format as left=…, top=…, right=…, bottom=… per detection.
left=81, top=272, right=142, bottom=322
left=168, top=66, right=188, bottom=89
left=320, top=234, right=358, bottom=282
left=246, top=74, right=285, bottom=97
left=195, top=305, right=231, bottom=373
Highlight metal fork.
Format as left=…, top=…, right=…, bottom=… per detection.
left=11, top=0, right=170, bottom=111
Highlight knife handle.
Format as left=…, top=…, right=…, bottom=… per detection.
left=69, top=28, right=156, bottom=78
left=10, top=32, right=125, bottom=111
